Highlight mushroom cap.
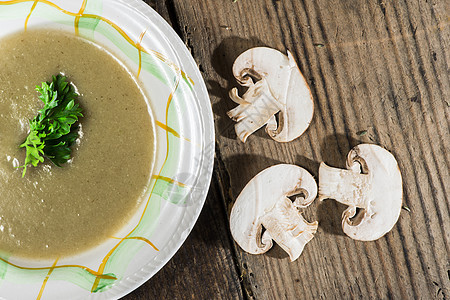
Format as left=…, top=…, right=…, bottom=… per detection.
left=230, top=164, right=318, bottom=260
left=319, top=144, right=403, bottom=241
left=229, top=47, right=314, bottom=142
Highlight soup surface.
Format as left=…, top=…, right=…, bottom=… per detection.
left=0, top=29, right=154, bottom=259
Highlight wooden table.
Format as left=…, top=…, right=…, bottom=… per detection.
left=126, top=1, right=449, bottom=299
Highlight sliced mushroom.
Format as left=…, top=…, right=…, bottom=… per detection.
left=318, top=144, right=402, bottom=241
left=227, top=47, right=314, bottom=143
left=230, top=164, right=318, bottom=261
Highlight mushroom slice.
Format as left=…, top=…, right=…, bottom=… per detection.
left=227, top=47, right=314, bottom=143
left=318, top=144, right=403, bottom=241
left=230, top=164, right=318, bottom=261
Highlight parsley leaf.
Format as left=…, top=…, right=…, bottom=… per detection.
left=19, top=75, right=83, bottom=177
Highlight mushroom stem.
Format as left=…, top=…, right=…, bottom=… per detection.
left=317, top=144, right=403, bottom=241
left=227, top=78, right=282, bottom=143
left=318, top=162, right=370, bottom=209
left=259, top=197, right=318, bottom=261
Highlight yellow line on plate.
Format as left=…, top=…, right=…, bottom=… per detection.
left=152, top=174, right=187, bottom=188
left=74, top=0, right=88, bottom=36
left=36, top=258, right=58, bottom=300
left=0, top=256, right=116, bottom=279
left=24, top=0, right=38, bottom=31
left=136, top=29, right=147, bottom=78
left=155, top=120, right=191, bottom=142
left=111, top=236, right=158, bottom=251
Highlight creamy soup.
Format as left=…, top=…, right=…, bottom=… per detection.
left=0, top=29, right=154, bottom=259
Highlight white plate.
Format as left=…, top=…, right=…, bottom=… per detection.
left=0, top=0, right=214, bottom=299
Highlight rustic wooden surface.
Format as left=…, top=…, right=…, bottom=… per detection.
left=126, top=0, right=449, bottom=299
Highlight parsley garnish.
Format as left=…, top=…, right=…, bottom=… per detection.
left=19, top=75, right=83, bottom=177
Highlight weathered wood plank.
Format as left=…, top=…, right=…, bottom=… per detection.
left=166, top=0, right=449, bottom=299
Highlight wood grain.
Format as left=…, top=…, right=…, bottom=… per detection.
left=127, top=0, right=449, bottom=299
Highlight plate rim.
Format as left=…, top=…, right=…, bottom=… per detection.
left=103, top=0, right=215, bottom=298
left=0, top=0, right=215, bottom=298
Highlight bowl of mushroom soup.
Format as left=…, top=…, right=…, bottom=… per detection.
left=0, top=0, right=213, bottom=299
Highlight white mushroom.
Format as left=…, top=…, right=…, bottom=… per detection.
left=230, top=164, right=318, bottom=261
left=318, top=144, right=403, bottom=241
left=227, top=47, right=314, bottom=143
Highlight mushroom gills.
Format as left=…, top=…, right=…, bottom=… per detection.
left=227, top=78, right=282, bottom=142
left=260, top=197, right=318, bottom=261
left=228, top=47, right=314, bottom=143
